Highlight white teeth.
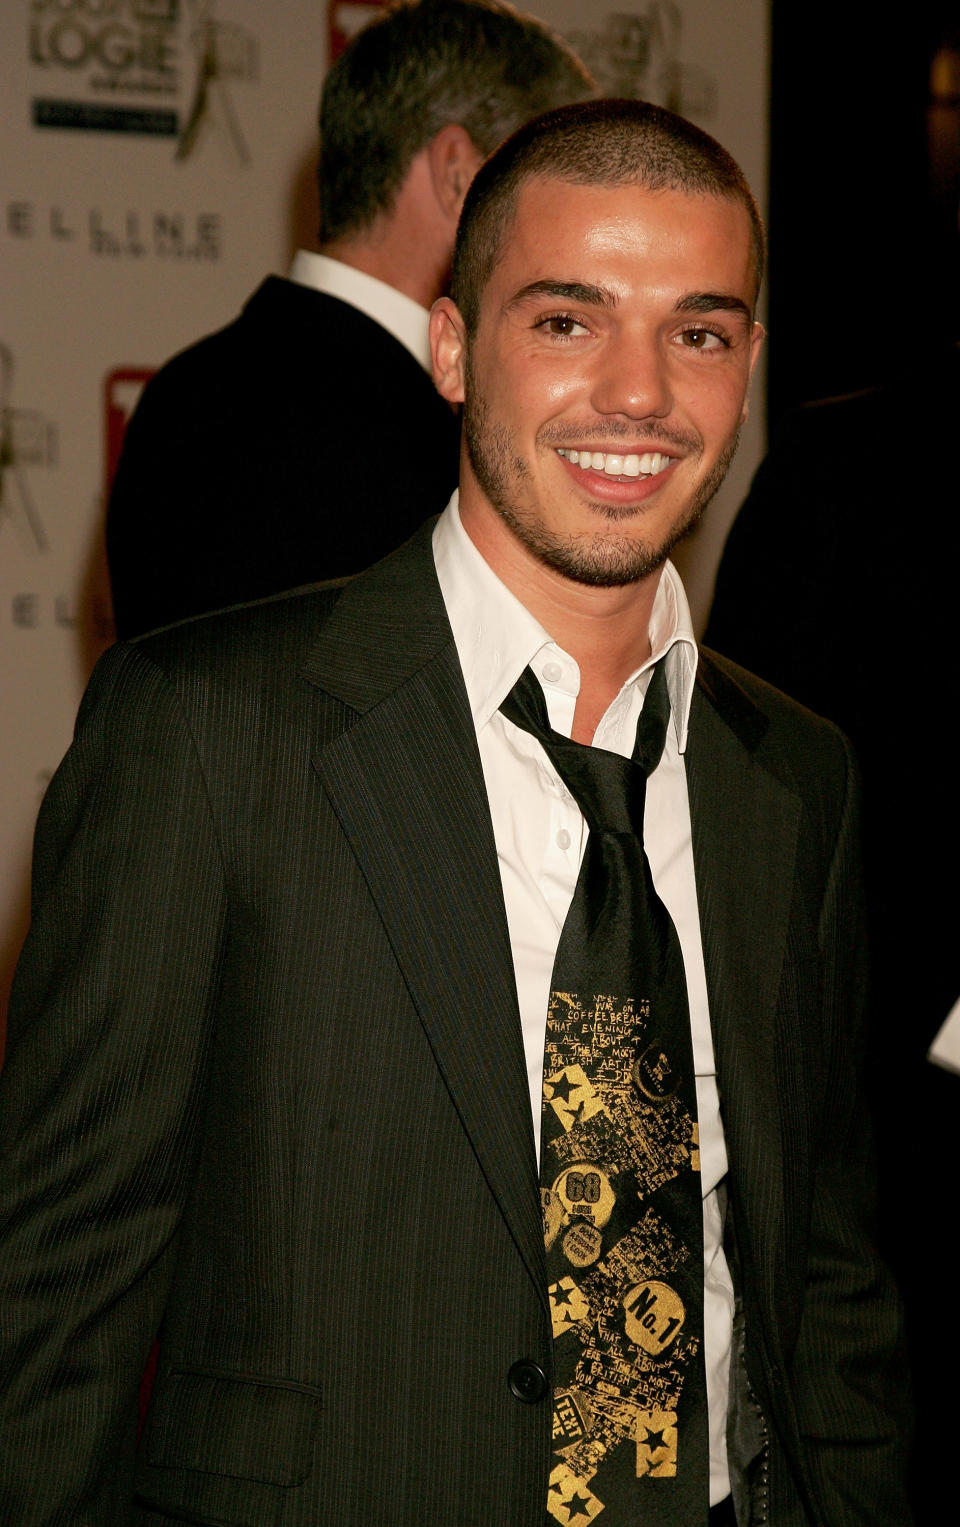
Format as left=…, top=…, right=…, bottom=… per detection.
left=558, top=448, right=671, bottom=478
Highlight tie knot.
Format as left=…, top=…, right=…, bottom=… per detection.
left=499, top=660, right=671, bottom=836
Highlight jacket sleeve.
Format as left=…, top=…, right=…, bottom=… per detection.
left=0, top=642, right=228, bottom=1525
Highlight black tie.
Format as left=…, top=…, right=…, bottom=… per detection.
left=501, top=660, right=708, bottom=1527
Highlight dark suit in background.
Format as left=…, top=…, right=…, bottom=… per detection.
left=705, top=346, right=960, bottom=1521
left=106, top=276, right=460, bottom=638
left=0, top=524, right=910, bottom=1525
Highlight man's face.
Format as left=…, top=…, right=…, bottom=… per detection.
left=432, top=176, right=763, bottom=590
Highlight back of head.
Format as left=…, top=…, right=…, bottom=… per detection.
left=318, top=0, right=594, bottom=244
left=452, top=96, right=766, bottom=332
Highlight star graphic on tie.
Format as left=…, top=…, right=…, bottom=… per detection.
left=564, top=1488, right=595, bottom=1524
left=641, top=1427, right=667, bottom=1453
left=548, top=1070, right=581, bottom=1106
left=564, top=1097, right=590, bottom=1125
left=551, top=1281, right=575, bottom=1310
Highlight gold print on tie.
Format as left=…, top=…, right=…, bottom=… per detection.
left=544, top=1062, right=606, bottom=1132
left=553, top=1389, right=590, bottom=1448
left=548, top=991, right=650, bottom=1092
left=563, top=1220, right=605, bottom=1269
left=503, top=662, right=708, bottom=1517
left=540, top=990, right=703, bottom=1509
left=635, top=1407, right=679, bottom=1479
left=623, top=1280, right=685, bottom=1355
left=549, top=1163, right=616, bottom=1270
left=550, top=1275, right=591, bottom=1338
left=544, top=992, right=698, bottom=1200
left=542, top=1207, right=701, bottom=1500
left=543, top=1184, right=564, bottom=1249
left=547, top=1463, right=605, bottom=1524
left=632, top=1042, right=682, bottom=1101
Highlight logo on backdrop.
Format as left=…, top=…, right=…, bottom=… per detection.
left=5, top=197, right=223, bottom=260
left=104, top=368, right=154, bottom=494
left=0, top=342, right=58, bottom=556
left=28, top=0, right=259, bottom=159
left=565, top=4, right=717, bottom=121
left=175, top=0, right=258, bottom=163
left=0, top=364, right=142, bottom=640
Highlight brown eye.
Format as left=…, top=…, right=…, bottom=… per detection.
left=540, top=314, right=588, bottom=338
left=680, top=328, right=723, bottom=350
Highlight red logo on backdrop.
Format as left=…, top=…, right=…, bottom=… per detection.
left=328, top=0, right=387, bottom=64
left=104, top=368, right=154, bottom=494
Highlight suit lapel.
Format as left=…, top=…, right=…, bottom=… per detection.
left=299, top=546, right=806, bottom=1327
left=686, top=653, right=802, bottom=1337
left=302, top=526, right=547, bottom=1308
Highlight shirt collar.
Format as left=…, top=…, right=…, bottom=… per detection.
left=432, top=494, right=699, bottom=753
left=288, top=250, right=432, bottom=372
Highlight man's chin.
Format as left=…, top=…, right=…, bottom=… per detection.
left=541, top=541, right=670, bottom=588
left=504, top=511, right=706, bottom=589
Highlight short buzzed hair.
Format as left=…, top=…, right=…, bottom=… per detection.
left=318, top=0, right=594, bottom=245
left=452, top=97, right=766, bottom=333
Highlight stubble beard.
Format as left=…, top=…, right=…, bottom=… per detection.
left=462, top=378, right=739, bottom=589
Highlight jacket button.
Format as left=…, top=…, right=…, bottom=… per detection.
left=508, top=1359, right=548, bottom=1403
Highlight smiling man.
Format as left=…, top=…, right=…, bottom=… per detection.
left=0, top=102, right=910, bottom=1526
left=442, top=176, right=761, bottom=602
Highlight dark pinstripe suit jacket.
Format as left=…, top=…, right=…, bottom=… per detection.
left=0, top=523, right=910, bottom=1525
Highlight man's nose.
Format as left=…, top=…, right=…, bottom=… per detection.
left=589, top=334, right=672, bottom=419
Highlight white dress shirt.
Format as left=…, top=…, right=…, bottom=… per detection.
left=433, top=495, right=734, bottom=1505
left=288, top=250, right=432, bottom=371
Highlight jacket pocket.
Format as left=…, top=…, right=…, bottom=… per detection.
left=143, top=1366, right=323, bottom=1487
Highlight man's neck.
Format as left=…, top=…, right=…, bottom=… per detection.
left=318, top=139, right=465, bottom=309
left=319, top=237, right=441, bottom=310
left=459, top=495, right=661, bottom=745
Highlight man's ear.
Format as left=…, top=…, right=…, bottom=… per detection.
left=428, top=124, right=484, bottom=223
left=431, top=296, right=468, bottom=403
left=740, top=321, right=766, bottom=424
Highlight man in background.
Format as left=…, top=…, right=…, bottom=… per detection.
left=106, top=0, right=592, bottom=640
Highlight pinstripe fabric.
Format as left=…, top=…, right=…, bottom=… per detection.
left=688, top=657, right=911, bottom=1525
left=0, top=524, right=910, bottom=1525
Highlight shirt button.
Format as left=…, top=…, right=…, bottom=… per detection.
left=541, top=661, right=562, bottom=684
left=556, top=828, right=571, bottom=851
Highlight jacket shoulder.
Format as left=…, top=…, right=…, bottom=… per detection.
left=127, top=278, right=316, bottom=401
left=697, top=644, right=855, bottom=790
left=131, top=581, right=347, bottom=695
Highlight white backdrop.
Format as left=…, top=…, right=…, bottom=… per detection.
left=0, top=0, right=768, bottom=1031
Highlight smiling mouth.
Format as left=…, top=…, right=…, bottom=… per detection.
left=556, top=448, right=673, bottom=481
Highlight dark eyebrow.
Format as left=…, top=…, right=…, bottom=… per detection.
left=506, top=279, right=619, bottom=311
left=674, top=292, right=753, bottom=321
